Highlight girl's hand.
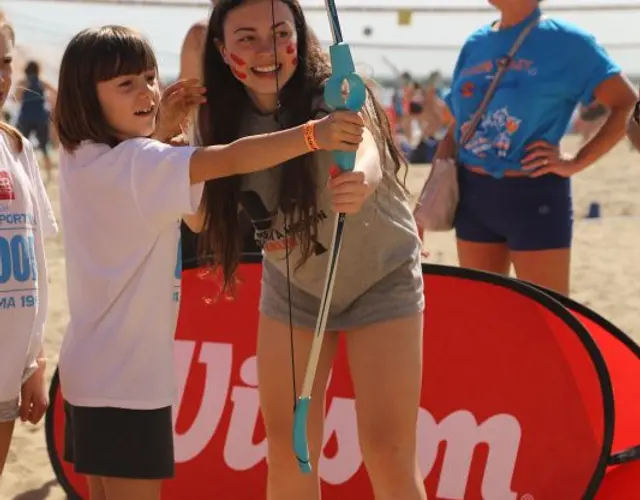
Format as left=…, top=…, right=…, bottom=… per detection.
left=327, top=167, right=368, bottom=214
left=521, top=140, right=582, bottom=177
left=19, top=359, right=48, bottom=425
left=313, top=111, right=364, bottom=152
left=155, top=78, right=206, bottom=143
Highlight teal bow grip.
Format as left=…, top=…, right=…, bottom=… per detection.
left=324, top=43, right=366, bottom=172
left=293, top=396, right=312, bottom=473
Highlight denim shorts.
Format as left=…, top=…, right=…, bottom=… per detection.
left=454, top=166, right=573, bottom=251
left=260, top=257, right=425, bottom=332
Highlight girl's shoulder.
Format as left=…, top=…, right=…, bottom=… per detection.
left=72, top=137, right=160, bottom=155
left=0, top=127, right=42, bottom=187
left=0, top=124, right=26, bottom=156
left=58, top=138, right=146, bottom=171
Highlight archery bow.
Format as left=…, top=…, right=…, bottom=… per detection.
left=291, top=0, right=367, bottom=474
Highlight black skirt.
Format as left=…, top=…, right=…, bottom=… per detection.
left=63, top=401, right=175, bottom=479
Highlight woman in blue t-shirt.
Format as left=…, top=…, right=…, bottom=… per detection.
left=438, top=0, right=636, bottom=295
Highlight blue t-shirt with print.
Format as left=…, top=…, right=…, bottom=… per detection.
left=444, top=7, right=621, bottom=178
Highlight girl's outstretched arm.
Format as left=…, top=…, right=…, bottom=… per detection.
left=188, top=110, right=363, bottom=184
left=183, top=205, right=204, bottom=233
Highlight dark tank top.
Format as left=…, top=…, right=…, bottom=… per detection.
left=19, top=75, right=47, bottom=123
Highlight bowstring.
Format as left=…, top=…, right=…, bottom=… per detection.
left=270, top=0, right=298, bottom=412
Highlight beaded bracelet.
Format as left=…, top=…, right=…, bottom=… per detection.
left=302, top=122, right=319, bottom=151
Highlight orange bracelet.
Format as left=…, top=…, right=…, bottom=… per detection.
left=303, top=122, right=319, bottom=151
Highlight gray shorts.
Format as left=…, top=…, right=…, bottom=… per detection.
left=0, top=364, right=39, bottom=422
left=260, top=260, right=425, bottom=332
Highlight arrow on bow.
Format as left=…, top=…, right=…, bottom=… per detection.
left=290, top=0, right=367, bottom=475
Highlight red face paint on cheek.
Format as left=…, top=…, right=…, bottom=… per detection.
left=228, top=52, right=247, bottom=80
left=286, top=42, right=298, bottom=66
left=229, top=52, right=246, bottom=66
left=231, top=67, right=247, bottom=80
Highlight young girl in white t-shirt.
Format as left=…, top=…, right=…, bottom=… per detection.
left=52, top=25, right=363, bottom=499
left=0, top=22, right=57, bottom=476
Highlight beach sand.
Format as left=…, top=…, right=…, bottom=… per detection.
left=1, top=135, right=639, bottom=499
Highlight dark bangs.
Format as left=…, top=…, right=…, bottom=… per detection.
left=90, top=26, right=157, bottom=82
left=53, top=25, right=158, bottom=152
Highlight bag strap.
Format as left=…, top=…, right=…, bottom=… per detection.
left=460, top=15, right=540, bottom=146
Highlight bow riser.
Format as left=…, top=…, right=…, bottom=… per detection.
left=324, top=45, right=367, bottom=171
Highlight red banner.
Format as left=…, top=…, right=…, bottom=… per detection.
left=526, top=284, right=640, bottom=498
left=45, top=263, right=640, bottom=499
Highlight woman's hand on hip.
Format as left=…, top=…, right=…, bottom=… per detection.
left=521, top=140, right=582, bottom=178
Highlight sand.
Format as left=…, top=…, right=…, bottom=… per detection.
left=1, top=135, right=639, bottom=499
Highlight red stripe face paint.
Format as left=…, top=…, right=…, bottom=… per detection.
left=231, top=67, right=247, bottom=80
left=229, top=52, right=247, bottom=80
left=229, top=52, right=246, bottom=67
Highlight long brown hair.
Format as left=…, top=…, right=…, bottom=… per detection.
left=197, top=0, right=407, bottom=288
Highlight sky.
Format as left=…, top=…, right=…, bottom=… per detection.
left=4, top=0, right=640, bottom=83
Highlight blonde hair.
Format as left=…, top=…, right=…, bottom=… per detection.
left=0, top=21, right=24, bottom=153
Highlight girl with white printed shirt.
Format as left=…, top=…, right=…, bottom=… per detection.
left=0, top=22, right=57, bottom=476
